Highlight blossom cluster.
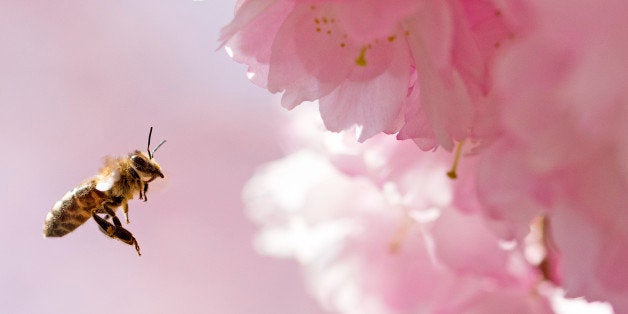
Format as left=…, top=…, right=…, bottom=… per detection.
left=221, top=0, right=518, bottom=149
left=223, top=0, right=627, bottom=313
left=244, top=109, right=555, bottom=313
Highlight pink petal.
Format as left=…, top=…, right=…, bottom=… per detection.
left=318, top=44, right=410, bottom=141
left=220, top=0, right=293, bottom=87
left=431, top=208, right=527, bottom=284
left=334, top=0, right=419, bottom=43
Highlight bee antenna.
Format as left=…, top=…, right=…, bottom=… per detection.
left=147, top=127, right=154, bottom=159
left=151, top=140, right=167, bottom=158
left=146, top=127, right=166, bottom=159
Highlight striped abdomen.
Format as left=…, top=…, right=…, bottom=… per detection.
left=43, top=181, right=105, bottom=237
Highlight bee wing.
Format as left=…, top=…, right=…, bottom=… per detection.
left=95, top=168, right=120, bottom=191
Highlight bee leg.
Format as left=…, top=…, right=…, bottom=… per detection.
left=93, top=212, right=115, bottom=236
left=138, top=184, right=144, bottom=201
left=143, top=183, right=149, bottom=202
left=92, top=209, right=142, bottom=256
left=102, top=205, right=123, bottom=227
left=112, top=226, right=141, bottom=256
left=122, top=202, right=130, bottom=224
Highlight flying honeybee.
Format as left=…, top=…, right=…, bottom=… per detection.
left=43, top=127, right=166, bottom=256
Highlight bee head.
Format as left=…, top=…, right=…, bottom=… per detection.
left=130, top=127, right=166, bottom=182
left=130, top=151, right=164, bottom=182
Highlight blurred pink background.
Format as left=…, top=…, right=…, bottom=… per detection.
left=0, top=2, right=324, bottom=313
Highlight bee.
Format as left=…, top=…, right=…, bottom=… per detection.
left=43, top=127, right=166, bottom=256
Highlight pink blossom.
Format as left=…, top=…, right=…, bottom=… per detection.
left=222, top=0, right=520, bottom=147
left=243, top=151, right=553, bottom=313
left=222, top=0, right=417, bottom=141
left=478, top=0, right=628, bottom=311
left=226, top=0, right=627, bottom=312
left=397, top=0, right=521, bottom=150
left=243, top=111, right=555, bottom=313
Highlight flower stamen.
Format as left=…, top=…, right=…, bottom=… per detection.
left=355, top=46, right=368, bottom=67
left=389, top=213, right=414, bottom=253
left=446, top=141, right=464, bottom=179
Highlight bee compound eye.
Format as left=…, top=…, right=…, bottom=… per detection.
left=131, top=155, right=147, bottom=167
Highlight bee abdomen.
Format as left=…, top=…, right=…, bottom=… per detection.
left=43, top=184, right=99, bottom=237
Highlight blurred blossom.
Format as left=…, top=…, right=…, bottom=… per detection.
left=243, top=108, right=555, bottom=314
left=478, top=0, right=628, bottom=311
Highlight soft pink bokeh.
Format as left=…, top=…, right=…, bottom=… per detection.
left=242, top=113, right=553, bottom=313
left=0, top=2, right=323, bottom=314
